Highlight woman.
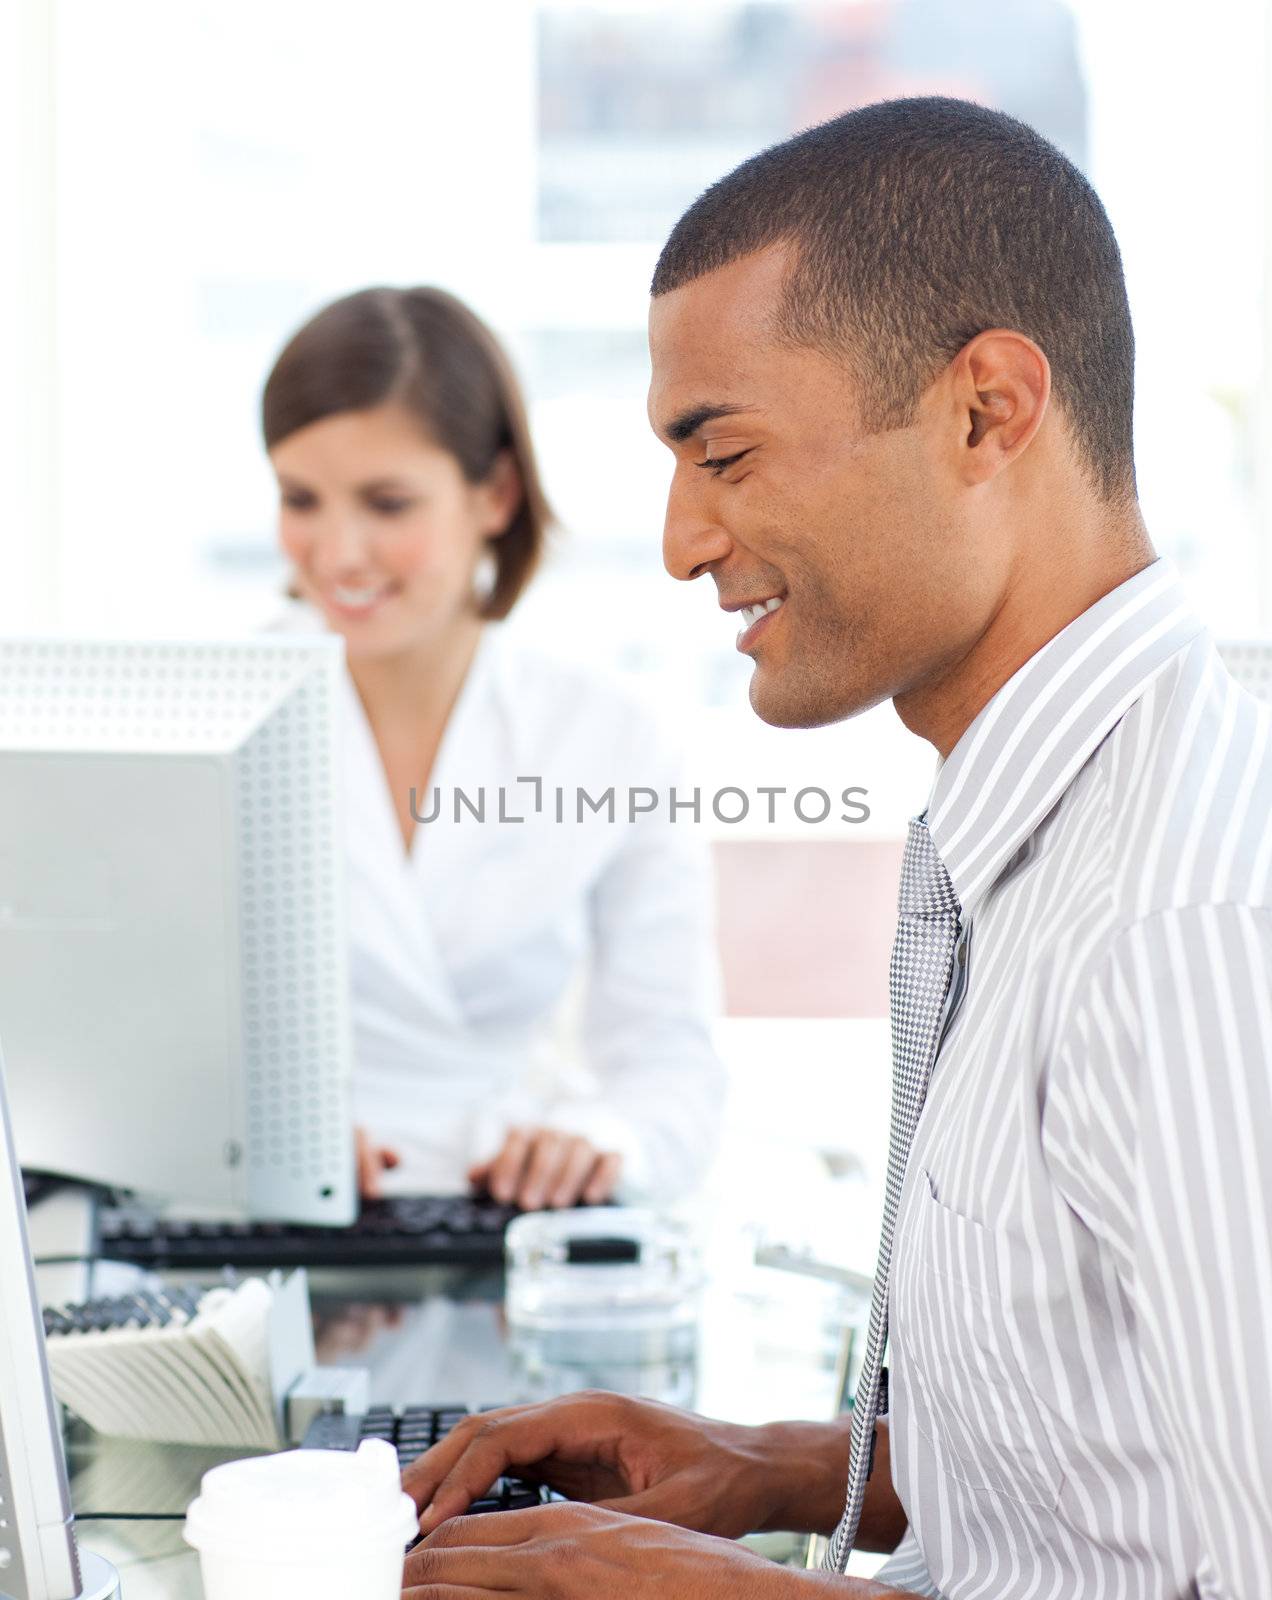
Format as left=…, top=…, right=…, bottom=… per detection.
left=262, top=286, right=724, bottom=1209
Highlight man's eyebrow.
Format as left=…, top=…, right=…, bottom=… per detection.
left=662, top=403, right=751, bottom=444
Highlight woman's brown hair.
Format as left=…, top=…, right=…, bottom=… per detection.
left=262, top=286, right=553, bottom=620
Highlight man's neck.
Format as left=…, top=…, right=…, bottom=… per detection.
left=895, top=512, right=1156, bottom=760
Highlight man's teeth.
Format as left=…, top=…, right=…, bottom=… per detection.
left=739, top=596, right=784, bottom=628
left=333, top=584, right=388, bottom=607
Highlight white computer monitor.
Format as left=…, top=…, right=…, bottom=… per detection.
left=0, top=1042, right=119, bottom=1600
left=1219, top=640, right=1272, bottom=704
left=0, top=637, right=356, bottom=1225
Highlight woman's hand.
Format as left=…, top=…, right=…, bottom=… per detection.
left=467, top=1126, right=622, bottom=1209
left=312, top=1301, right=405, bottom=1362
left=355, top=1126, right=401, bottom=1200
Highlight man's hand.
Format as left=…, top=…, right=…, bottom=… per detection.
left=405, top=1392, right=783, bottom=1541
left=467, top=1126, right=621, bottom=1209
left=405, top=1392, right=909, bottom=1555
left=402, top=1501, right=914, bottom=1598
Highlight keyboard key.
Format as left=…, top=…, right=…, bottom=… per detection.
left=302, top=1406, right=549, bottom=1518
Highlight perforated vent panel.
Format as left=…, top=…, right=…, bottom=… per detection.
left=0, top=636, right=355, bottom=1222
left=1220, top=641, right=1272, bottom=705
left=236, top=655, right=355, bottom=1216
left=0, top=1424, right=30, bottom=1597
left=0, top=637, right=334, bottom=753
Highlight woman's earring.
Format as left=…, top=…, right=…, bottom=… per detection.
left=472, top=545, right=499, bottom=609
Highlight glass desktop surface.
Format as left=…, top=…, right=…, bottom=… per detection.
left=64, top=1247, right=865, bottom=1599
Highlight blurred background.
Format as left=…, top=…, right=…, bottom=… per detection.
left=4, top=2, right=1269, bottom=656
left=2, top=0, right=1269, bottom=1274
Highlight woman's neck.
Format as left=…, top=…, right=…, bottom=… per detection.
left=347, top=612, right=486, bottom=742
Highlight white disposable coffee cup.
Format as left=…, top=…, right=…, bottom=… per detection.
left=184, top=1438, right=418, bottom=1600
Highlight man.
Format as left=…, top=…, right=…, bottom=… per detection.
left=401, top=97, right=1272, bottom=1599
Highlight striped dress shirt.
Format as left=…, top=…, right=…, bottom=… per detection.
left=871, top=559, right=1272, bottom=1600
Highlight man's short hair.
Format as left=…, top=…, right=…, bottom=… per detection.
left=652, top=97, right=1136, bottom=502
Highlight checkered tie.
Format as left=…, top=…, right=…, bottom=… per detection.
left=825, top=816, right=961, bottom=1573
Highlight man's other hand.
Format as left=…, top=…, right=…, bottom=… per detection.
left=403, top=1501, right=914, bottom=1599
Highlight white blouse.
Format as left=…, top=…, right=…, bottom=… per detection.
left=275, top=607, right=725, bottom=1197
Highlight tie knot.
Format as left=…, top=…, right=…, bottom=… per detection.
left=898, top=816, right=960, bottom=920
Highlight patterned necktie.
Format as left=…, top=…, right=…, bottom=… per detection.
left=825, top=816, right=962, bottom=1573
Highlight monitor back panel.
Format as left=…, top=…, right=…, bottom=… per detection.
left=0, top=749, right=247, bottom=1210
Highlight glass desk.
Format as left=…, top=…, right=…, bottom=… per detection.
left=56, top=1025, right=896, bottom=1593
left=63, top=1237, right=872, bottom=1597
left=55, top=1018, right=898, bottom=1595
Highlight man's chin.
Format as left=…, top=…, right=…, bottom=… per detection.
left=746, top=664, right=866, bottom=730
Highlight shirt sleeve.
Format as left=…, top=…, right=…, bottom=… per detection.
left=541, top=753, right=727, bottom=1200
left=1049, top=902, right=1272, bottom=1599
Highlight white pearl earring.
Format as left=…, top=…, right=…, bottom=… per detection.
left=472, top=546, right=499, bottom=608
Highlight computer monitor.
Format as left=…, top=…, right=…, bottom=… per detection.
left=0, top=1041, right=119, bottom=1600
left=1219, top=640, right=1272, bottom=703
left=0, top=637, right=356, bottom=1225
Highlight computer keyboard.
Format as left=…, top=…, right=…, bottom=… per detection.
left=302, top=1405, right=549, bottom=1515
left=21, top=1168, right=79, bottom=1210
left=93, top=1194, right=523, bottom=1270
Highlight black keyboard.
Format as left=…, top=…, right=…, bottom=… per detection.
left=21, top=1168, right=95, bottom=1210
left=302, top=1405, right=548, bottom=1515
left=93, top=1194, right=522, bottom=1270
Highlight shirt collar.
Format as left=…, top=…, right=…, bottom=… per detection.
left=926, top=558, right=1204, bottom=916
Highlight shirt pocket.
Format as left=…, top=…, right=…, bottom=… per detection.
left=900, top=1168, right=1066, bottom=1512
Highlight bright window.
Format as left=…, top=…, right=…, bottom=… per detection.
left=12, top=0, right=1271, bottom=840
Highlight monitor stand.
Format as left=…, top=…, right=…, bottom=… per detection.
left=71, top=1550, right=121, bottom=1600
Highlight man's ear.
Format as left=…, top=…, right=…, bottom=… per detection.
left=948, top=329, right=1051, bottom=486
left=477, top=449, right=524, bottom=537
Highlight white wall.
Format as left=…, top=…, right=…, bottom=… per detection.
left=0, top=0, right=59, bottom=629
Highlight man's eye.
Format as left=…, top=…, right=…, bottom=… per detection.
left=370, top=497, right=414, bottom=515
left=282, top=491, right=316, bottom=511
left=694, top=449, right=752, bottom=477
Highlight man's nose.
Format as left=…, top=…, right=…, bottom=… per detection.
left=662, top=472, right=732, bottom=582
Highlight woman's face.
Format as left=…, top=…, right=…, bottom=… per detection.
left=271, top=403, right=517, bottom=659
